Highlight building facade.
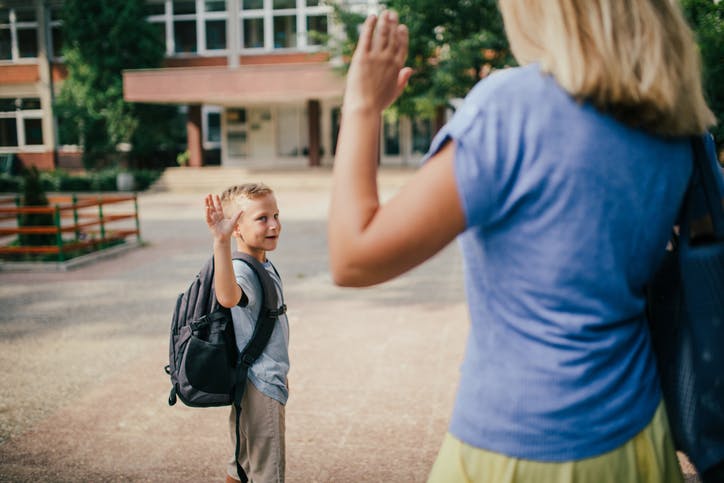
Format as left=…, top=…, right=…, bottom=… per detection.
left=0, top=0, right=435, bottom=171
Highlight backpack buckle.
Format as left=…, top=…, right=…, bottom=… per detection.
left=190, top=315, right=209, bottom=332
left=239, top=353, right=255, bottom=367
left=267, top=304, right=287, bottom=317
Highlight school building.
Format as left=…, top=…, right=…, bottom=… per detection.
left=0, top=0, right=436, bottom=171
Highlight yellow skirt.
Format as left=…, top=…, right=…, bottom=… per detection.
left=428, top=402, right=683, bottom=483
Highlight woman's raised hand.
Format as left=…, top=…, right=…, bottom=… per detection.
left=343, top=10, right=413, bottom=115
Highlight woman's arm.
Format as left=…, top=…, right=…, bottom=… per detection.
left=328, top=11, right=466, bottom=287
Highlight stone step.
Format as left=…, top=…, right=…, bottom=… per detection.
left=150, top=166, right=417, bottom=193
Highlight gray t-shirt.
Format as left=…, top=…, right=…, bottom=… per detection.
left=231, top=258, right=289, bottom=405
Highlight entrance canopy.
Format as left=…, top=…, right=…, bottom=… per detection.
left=123, top=63, right=346, bottom=105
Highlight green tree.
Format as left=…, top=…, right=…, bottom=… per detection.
left=334, top=0, right=722, bottom=151
left=682, top=0, right=724, bottom=154
left=55, top=0, right=182, bottom=169
left=333, top=0, right=512, bottom=126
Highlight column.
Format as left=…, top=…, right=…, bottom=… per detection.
left=187, top=105, right=203, bottom=167
left=36, top=0, right=56, bottom=167
left=227, top=0, right=239, bottom=68
left=307, top=99, right=321, bottom=167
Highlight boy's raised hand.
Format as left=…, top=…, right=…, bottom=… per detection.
left=204, top=194, right=242, bottom=242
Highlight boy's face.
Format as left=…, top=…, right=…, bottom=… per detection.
left=234, top=193, right=281, bottom=255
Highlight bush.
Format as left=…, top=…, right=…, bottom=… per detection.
left=132, top=169, right=162, bottom=190
left=19, top=167, right=56, bottom=246
left=90, top=170, right=119, bottom=191
left=0, top=174, right=22, bottom=192
left=0, top=168, right=164, bottom=193
left=58, top=174, right=92, bottom=192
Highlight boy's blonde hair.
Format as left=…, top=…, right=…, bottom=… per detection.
left=220, top=183, right=274, bottom=214
left=498, top=0, right=715, bottom=136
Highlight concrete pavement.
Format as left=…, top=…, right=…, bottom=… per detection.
left=0, top=167, right=700, bottom=482
left=0, top=168, right=469, bottom=482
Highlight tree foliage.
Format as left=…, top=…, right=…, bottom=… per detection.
left=55, top=0, right=183, bottom=169
left=333, top=0, right=511, bottom=120
left=334, top=0, right=722, bottom=153
left=681, top=0, right=724, bottom=153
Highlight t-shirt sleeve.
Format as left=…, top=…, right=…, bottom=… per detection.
left=232, top=260, right=260, bottom=308
left=423, top=96, right=504, bottom=229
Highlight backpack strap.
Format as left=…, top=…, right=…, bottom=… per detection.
left=229, top=252, right=286, bottom=482
left=231, top=252, right=286, bottom=367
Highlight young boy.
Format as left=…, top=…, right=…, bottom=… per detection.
left=204, top=183, right=289, bottom=483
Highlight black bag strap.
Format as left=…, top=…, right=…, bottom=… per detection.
left=685, top=135, right=724, bottom=241
left=229, top=252, right=286, bottom=482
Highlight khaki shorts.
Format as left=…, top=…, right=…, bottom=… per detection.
left=427, top=401, right=683, bottom=483
left=227, top=382, right=285, bottom=483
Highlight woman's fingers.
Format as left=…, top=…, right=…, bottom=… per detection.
left=395, top=23, right=408, bottom=66
left=356, top=14, right=377, bottom=55
left=373, top=10, right=392, bottom=51
left=395, top=67, right=413, bottom=98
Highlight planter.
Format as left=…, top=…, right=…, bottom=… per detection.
left=116, top=172, right=135, bottom=191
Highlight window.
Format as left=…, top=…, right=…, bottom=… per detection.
left=23, top=118, right=43, bottom=145
left=330, top=107, right=340, bottom=155
left=203, top=107, right=221, bottom=145
left=0, top=98, right=44, bottom=148
left=273, top=15, right=296, bottom=48
left=412, top=117, right=433, bottom=154
left=146, top=0, right=331, bottom=54
left=205, top=19, right=226, bottom=49
left=49, top=7, right=64, bottom=58
left=273, top=0, right=296, bottom=8
left=173, top=1, right=197, bottom=53
left=240, top=0, right=331, bottom=51
left=383, top=117, right=400, bottom=155
left=306, top=14, right=327, bottom=46
left=226, top=108, right=248, bottom=157
left=146, top=0, right=228, bottom=56
left=0, top=7, right=39, bottom=61
left=243, top=17, right=264, bottom=48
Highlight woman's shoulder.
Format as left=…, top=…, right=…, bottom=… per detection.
left=466, top=64, right=550, bottom=105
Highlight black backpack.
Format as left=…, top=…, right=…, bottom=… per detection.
left=165, top=251, right=286, bottom=482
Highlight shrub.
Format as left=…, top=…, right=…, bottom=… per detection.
left=19, top=167, right=56, bottom=246
left=0, top=174, right=22, bottom=192
left=0, top=168, right=163, bottom=193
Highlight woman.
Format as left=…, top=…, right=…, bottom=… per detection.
left=328, top=1, right=715, bottom=481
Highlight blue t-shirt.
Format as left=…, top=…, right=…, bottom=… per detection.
left=425, top=64, right=693, bottom=461
left=231, top=258, right=290, bottom=405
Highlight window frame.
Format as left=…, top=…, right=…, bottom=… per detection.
left=0, top=97, right=45, bottom=151
left=239, top=0, right=331, bottom=53
left=0, top=7, right=39, bottom=63
left=147, top=0, right=230, bottom=57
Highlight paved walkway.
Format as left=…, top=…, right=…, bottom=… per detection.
left=0, top=168, right=699, bottom=482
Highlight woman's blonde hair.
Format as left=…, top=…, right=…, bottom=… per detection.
left=498, top=0, right=716, bottom=136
